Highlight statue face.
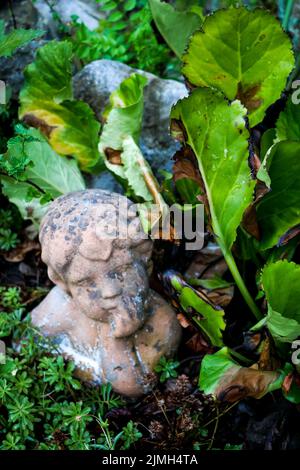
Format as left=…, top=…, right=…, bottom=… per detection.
left=45, top=241, right=149, bottom=329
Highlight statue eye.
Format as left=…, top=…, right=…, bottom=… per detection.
left=75, top=278, right=90, bottom=287
left=107, top=271, right=124, bottom=281
left=107, top=263, right=133, bottom=281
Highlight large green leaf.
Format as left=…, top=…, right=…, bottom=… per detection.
left=0, top=127, right=85, bottom=224
left=99, top=72, right=148, bottom=183
left=0, top=20, right=43, bottom=58
left=276, top=97, right=300, bottom=142
left=262, top=260, right=300, bottom=343
left=121, top=136, right=158, bottom=202
left=99, top=73, right=169, bottom=232
left=256, top=141, right=300, bottom=250
left=20, top=40, right=73, bottom=104
left=171, top=88, right=255, bottom=254
left=182, top=7, right=294, bottom=127
left=199, top=347, right=283, bottom=402
left=19, top=41, right=101, bottom=172
left=99, top=72, right=148, bottom=171
left=170, top=272, right=225, bottom=347
left=20, top=129, right=86, bottom=197
left=148, top=0, right=202, bottom=58
left=113, top=135, right=169, bottom=233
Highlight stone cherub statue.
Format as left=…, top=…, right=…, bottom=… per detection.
left=31, top=190, right=181, bottom=397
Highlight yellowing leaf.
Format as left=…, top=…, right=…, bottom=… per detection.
left=19, top=41, right=101, bottom=173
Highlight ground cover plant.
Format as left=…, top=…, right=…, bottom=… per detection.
left=0, top=0, right=300, bottom=451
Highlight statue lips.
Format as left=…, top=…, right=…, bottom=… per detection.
left=99, top=300, right=119, bottom=311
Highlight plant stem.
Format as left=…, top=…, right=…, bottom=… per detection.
left=8, top=0, right=17, bottom=29
left=283, top=0, right=295, bottom=30
left=223, top=249, right=262, bottom=321
left=228, top=348, right=252, bottom=365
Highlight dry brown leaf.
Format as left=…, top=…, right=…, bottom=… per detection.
left=282, top=373, right=294, bottom=395
left=177, top=313, right=191, bottom=329
left=104, top=147, right=122, bottom=165
left=278, top=224, right=300, bottom=246
left=257, top=336, right=281, bottom=371
left=184, top=242, right=234, bottom=307
left=3, top=240, right=40, bottom=263
left=185, top=331, right=214, bottom=354
left=173, top=146, right=202, bottom=186
left=216, top=365, right=280, bottom=402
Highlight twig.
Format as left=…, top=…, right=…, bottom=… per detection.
left=8, top=0, right=17, bottom=29
left=207, top=405, right=219, bottom=450
left=203, top=401, right=239, bottom=428
left=152, top=390, right=171, bottom=426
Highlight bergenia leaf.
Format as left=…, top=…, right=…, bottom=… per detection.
left=121, top=136, right=160, bottom=202
left=20, top=40, right=73, bottom=104
left=199, top=347, right=284, bottom=402
left=20, top=128, right=86, bottom=197
left=256, top=141, right=300, bottom=249
left=19, top=41, right=101, bottom=173
left=169, top=271, right=225, bottom=347
left=99, top=72, right=148, bottom=166
left=276, top=97, right=300, bottom=142
left=171, top=88, right=255, bottom=254
left=262, top=260, right=300, bottom=344
left=148, top=0, right=202, bottom=58
left=113, top=136, right=169, bottom=234
left=182, top=7, right=294, bottom=127
left=0, top=20, right=44, bottom=58
left=0, top=127, right=85, bottom=225
left=99, top=74, right=169, bottom=233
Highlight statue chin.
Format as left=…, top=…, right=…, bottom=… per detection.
left=31, top=189, right=182, bottom=397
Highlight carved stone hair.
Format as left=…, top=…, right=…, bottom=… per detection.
left=39, top=190, right=153, bottom=271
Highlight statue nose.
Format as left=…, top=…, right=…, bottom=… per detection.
left=101, top=282, right=122, bottom=299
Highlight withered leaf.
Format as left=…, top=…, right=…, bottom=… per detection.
left=216, top=365, right=280, bottom=402
left=104, top=147, right=122, bottom=165
left=237, top=83, right=262, bottom=112
left=3, top=240, right=40, bottom=263
left=23, top=114, right=56, bottom=139
left=173, top=147, right=202, bottom=185
left=278, top=224, right=300, bottom=246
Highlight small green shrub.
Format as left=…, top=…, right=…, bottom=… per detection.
left=0, top=287, right=140, bottom=450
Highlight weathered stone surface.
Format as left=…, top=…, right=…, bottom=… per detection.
left=0, top=0, right=38, bottom=30
left=73, top=60, right=188, bottom=190
left=0, top=0, right=105, bottom=96
left=0, top=1, right=44, bottom=96
left=0, top=39, right=47, bottom=98
left=31, top=189, right=181, bottom=397
left=34, top=0, right=105, bottom=36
